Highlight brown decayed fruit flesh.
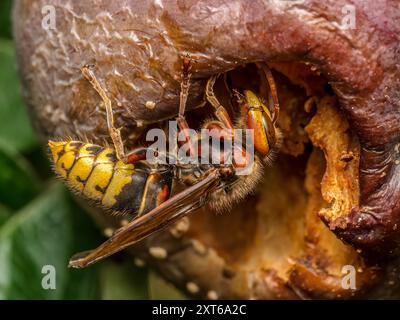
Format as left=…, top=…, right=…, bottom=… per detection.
left=13, top=0, right=400, bottom=299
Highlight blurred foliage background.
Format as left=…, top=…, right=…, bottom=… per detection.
left=0, top=0, right=185, bottom=299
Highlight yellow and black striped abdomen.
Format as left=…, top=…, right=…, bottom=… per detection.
left=48, top=141, right=173, bottom=216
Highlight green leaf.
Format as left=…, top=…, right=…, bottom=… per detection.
left=100, top=260, right=149, bottom=300
left=0, top=39, right=38, bottom=152
left=0, top=0, right=12, bottom=39
left=0, top=141, right=40, bottom=210
left=0, top=183, right=102, bottom=299
left=149, top=271, right=187, bottom=300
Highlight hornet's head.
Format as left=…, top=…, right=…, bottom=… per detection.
left=238, top=90, right=278, bottom=159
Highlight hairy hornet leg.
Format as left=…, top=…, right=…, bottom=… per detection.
left=81, top=66, right=126, bottom=162
left=176, top=55, right=198, bottom=157
left=206, top=74, right=235, bottom=130
left=255, top=62, right=280, bottom=123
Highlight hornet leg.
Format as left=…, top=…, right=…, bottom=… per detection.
left=176, top=55, right=198, bottom=157
left=205, top=74, right=235, bottom=130
left=81, top=66, right=126, bottom=162
left=255, top=62, right=280, bottom=124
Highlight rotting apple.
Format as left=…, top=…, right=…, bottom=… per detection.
left=13, top=0, right=400, bottom=299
